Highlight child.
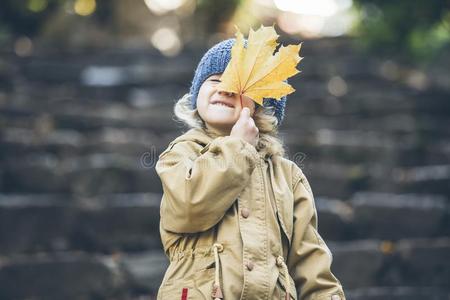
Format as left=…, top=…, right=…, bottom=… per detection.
left=155, top=38, right=346, bottom=300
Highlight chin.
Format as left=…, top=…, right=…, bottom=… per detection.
left=205, top=115, right=237, bottom=126
left=209, top=121, right=234, bottom=129
left=206, top=121, right=233, bottom=132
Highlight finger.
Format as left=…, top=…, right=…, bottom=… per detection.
left=240, top=107, right=250, bottom=119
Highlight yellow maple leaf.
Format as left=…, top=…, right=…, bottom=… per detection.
left=217, top=25, right=303, bottom=107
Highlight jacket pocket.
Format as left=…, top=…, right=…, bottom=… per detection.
left=275, top=193, right=294, bottom=247
left=158, top=285, right=206, bottom=300
left=158, top=258, right=216, bottom=300
left=277, top=271, right=298, bottom=300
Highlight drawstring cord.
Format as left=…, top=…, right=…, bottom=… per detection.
left=212, top=243, right=224, bottom=299
left=276, top=255, right=291, bottom=300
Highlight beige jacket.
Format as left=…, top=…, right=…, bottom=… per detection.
left=155, top=128, right=345, bottom=300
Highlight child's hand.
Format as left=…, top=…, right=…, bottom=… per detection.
left=230, top=107, right=259, bottom=147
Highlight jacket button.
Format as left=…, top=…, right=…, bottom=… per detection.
left=245, top=260, right=254, bottom=271
left=241, top=208, right=250, bottom=218
left=276, top=256, right=284, bottom=267
left=331, top=295, right=341, bottom=300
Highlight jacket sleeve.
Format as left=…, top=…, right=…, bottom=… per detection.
left=155, top=135, right=259, bottom=233
left=287, top=168, right=346, bottom=300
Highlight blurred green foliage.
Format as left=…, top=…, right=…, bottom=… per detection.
left=0, top=0, right=240, bottom=45
left=0, top=0, right=112, bottom=41
left=0, top=0, right=62, bottom=37
left=196, top=0, right=242, bottom=30
left=1, top=0, right=448, bottom=63
left=352, top=0, right=450, bottom=63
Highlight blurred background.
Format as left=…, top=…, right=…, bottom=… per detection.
left=0, top=0, right=449, bottom=299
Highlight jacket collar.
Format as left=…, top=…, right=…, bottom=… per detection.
left=171, top=128, right=213, bottom=147
left=173, top=128, right=270, bottom=160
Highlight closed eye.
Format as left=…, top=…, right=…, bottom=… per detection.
left=210, top=79, right=221, bottom=82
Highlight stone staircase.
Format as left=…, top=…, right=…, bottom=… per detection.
left=0, top=37, right=449, bottom=299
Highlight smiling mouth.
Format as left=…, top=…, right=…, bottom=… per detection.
left=211, top=101, right=235, bottom=108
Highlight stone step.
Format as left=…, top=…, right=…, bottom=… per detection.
left=329, top=238, right=450, bottom=289
left=7, top=41, right=368, bottom=87
left=289, top=144, right=450, bottom=169
left=1, top=153, right=161, bottom=194
left=120, top=249, right=168, bottom=293
left=346, top=286, right=449, bottom=300
left=0, top=193, right=161, bottom=254
left=0, top=127, right=175, bottom=159
left=281, top=114, right=450, bottom=139
left=0, top=238, right=448, bottom=300
left=2, top=146, right=448, bottom=197
left=1, top=77, right=184, bottom=107
left=285, top=131, right=450, bottom=167
left=303, top=162, right=450, bottom=199
left=0, top=247, right=166, bottom=299
left=0, top=251, right=134, bottom=300
left=0, top=193, right=447, bottom=254
left=316, top=193, right=449, bottom=241
left=297, top=95, right=450, bottom=119
left=2, top=108, right=449, bottom=143
left=17, top=50, right=194, bottom=86
left=3, top=114, right=449, bottom=158
left=1, top=98, right=448, bottom=161
left=0, top=35, right=447, bottom=300
left=285, top=79, right=450, bottom=115
left=0, top=102, right=179, bottom=134
left=2, top=63, right=449, bottom=117
left=10, top=39, right=434, bottom=95
left=1, top=92, right=448, bottom=154
left=3, top=75, right=449, bottom=117
left=1, top=126, right=449, bottom=168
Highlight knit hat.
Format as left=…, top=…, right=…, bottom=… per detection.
left=189, top=38, right=288, bottom=126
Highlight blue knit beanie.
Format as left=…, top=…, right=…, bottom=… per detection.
left=189, top=38, right=287, bottom=126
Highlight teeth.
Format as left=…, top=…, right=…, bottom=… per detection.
left=213, top=102, right=233, bottom=108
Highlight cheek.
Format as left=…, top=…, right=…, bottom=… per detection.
left=197, top=84, right=214, bottom=106
left=196, top=90, right=208, bottom=109
left=250, top=102, right=256, bottom=114
left=242, top=96, right=256, bottom=114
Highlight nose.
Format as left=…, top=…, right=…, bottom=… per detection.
left=218, top=90, right=234, bottom=97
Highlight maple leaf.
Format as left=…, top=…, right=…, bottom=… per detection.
left=217, top=25, right=303, bottom=108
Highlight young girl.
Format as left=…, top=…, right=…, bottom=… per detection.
left=155, top=38, right=346, bottom=300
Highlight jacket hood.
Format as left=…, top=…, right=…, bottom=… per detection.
left=170, top=128, right=214, bottom=147
left=170, top=128, right=272, bottom=159
left=170, top=127, right=288, bottom=160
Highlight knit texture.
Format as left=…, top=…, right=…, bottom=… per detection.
left=189, top=38, right=288, bottom=126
